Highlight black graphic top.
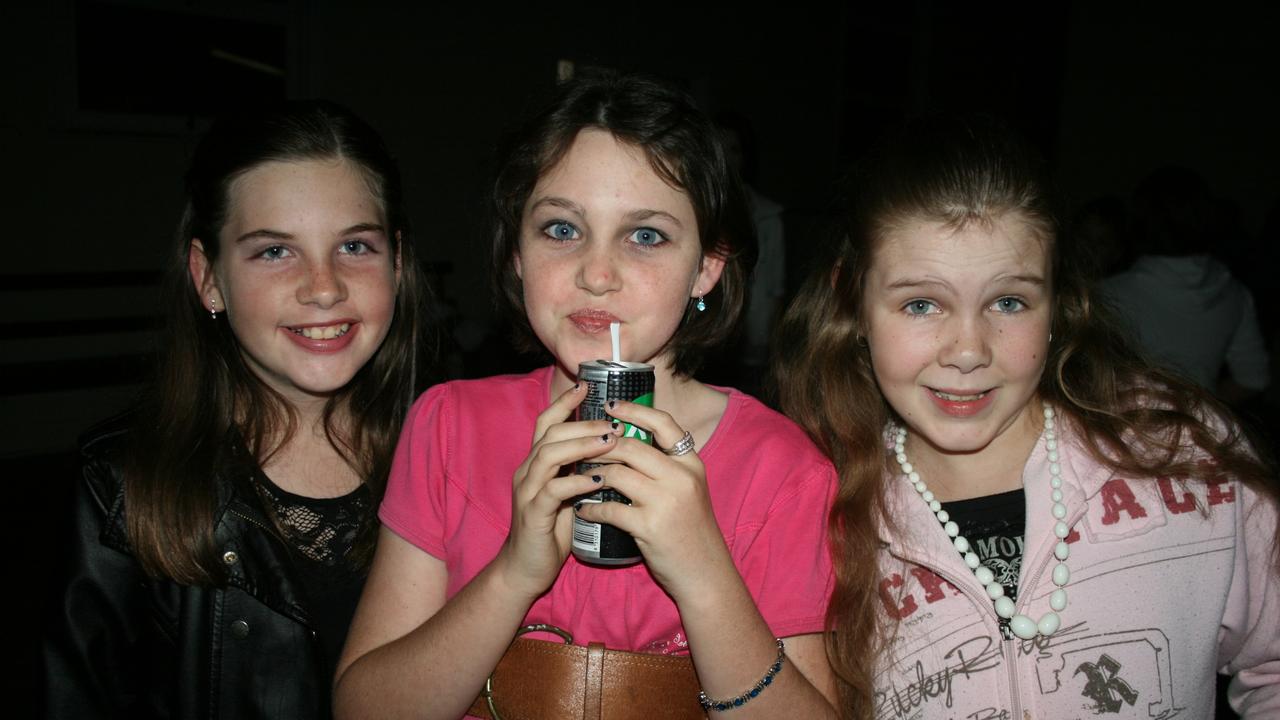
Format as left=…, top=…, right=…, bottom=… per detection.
left=942, top=487, right=1026, bottom=634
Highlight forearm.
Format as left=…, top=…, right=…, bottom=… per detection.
left=675, top=561, right=836, bottom=718
left=334, top=554, right=537, bottom=720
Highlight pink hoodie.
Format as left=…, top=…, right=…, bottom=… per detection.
left=872, top=421, right=1279, bottom=719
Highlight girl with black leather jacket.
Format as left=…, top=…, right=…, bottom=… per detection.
left=42, top=100, right=434, bottom=720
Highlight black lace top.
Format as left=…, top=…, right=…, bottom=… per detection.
left=252, top=472, right=372, bottom=681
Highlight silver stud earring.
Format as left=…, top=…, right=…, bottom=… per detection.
left=210, top=296, right=218, bottom=320
left=695, top=296, right=707, bottom=312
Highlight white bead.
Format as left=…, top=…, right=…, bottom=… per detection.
left=1046, top=439, right=1057, bottom=451
left=954, top=536, right=970, bottom=553
left=944, top=521, right=959, bottom=537
left=1010, top=614, right=1038, bottom=639
left=986, top=582, right=1005, bottom=599
left=974, top=566, right=995, bottom=585
left=1043, top=405, right=1054, bottom=418
left=1049, top=463, right=1061, bottom=475
left=902, top=462, right=913, bottom=474
left=894, top=443, right=904, bottom=453
left=1037, top=611, right=1061, bottom=636
left=994, top=595, right=1016, bottom=618
left=1054, top=541, right=1069, bottom=560
left=1054, top=521, right=1069, bottom=538
left=921, top=490, right=935, bottom=502
left=1050, top=476, right=1063, bottom=489
left=896, top=453, right=907, bottom=464
left=964, top=552, right=981, bottom=569
left=929, top=500, right=942, bottom=512
left=936, top=509, right=950, bottom=523
left=1053, top=562, right=1070, bottom=586
left=1052, top=502, right=1067, bottom=519
left=1051, top=489, right=1063, bottom=503
left=1044, top=418, right=1055, bottom=429
left=1050, top=588, right=1068, bottom=611
left=1047, top=451, right=1059, bottom=463
left=908, top=471, right=920, bottom=482
left=914, top=481, right=927, bottom=493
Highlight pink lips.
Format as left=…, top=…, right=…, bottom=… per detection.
left=282, top=321, right=359, bottom=353
left=568, top=309, right=620, bottom=334
left=926, top=387, right=995, bottom=417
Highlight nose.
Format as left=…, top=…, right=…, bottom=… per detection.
left=575, top=242, right=622, bottom=296
left=297, top=258, right=348, bottom=309
left=938, top=314, right=992, bottom=373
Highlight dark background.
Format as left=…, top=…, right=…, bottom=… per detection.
left=6, top=1, right=1277, bottom=715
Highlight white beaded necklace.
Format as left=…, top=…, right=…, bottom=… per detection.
left=893, top=404, right=1070, bottom=640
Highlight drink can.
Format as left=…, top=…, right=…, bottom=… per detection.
left=571, top=360, right=654, bottom=565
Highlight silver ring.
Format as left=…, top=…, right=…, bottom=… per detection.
left=664, top=430, right=696, bottom=456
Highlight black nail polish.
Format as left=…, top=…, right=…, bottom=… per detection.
left=610, top=419, right=620, bottom=431
left=573, top=381, right=581, bottom=390
left=607, top=400, right=617, bottom=410
left=574, top=501, right=583, bottom=511
left=600, top=433, right=611, bottom=442
left=591, top=474, right=603, bottom=483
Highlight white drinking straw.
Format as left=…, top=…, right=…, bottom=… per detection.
left=610, top=322, right=621, bottom=362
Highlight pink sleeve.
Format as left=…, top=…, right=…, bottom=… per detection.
left=734, top=464, right=836, bottom=639
left=1220, top=481, right=1280, bottom=717
left=378, top=384, right=452, bottom=560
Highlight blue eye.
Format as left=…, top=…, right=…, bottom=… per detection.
left=341, top=240, right=373, bottom=255
left=544, top=221, right=580, bottom=242
left=904, top=299, right=937, bottom=316
left=992, top=296, right=1026, bottom=313
left=258, top=245, right=291, bottom=261
left=628, top=227, right=668, bottom=247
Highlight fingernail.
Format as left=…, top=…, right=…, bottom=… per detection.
left=600, top=433, right=611, bottom=443
left=607, top=400, right=617, bottom=410
left=610, top=419, right=621, bottom=432
left=573, top=381, right=581, bottom=391
left=574, top=501, right=583, bottom=511
left=591, top=474, right=603, bottom=483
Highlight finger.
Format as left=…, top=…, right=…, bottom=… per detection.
left=586, top=463, right=655, bottom=506
left=595, top=435, right=705, bottom=481
left=530, top=473, right=609, bottom=513
left=516, top=432, right=617, bottom=496
left=537, top=417, right=624, bottom=447
left=602, top=400, right=688, bottom=453
left=573, top=494, right=638, bottom=535
left=531, top=381, right=589, bottom=445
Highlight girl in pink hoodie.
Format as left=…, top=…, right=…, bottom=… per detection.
left=775, top=115, right=1279, bottom=720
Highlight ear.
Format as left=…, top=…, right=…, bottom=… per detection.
left=829, top=259, right=843, bottom=291
left=513, top=251, right=524, bottom=281
left=691, top=248, right=726, bottom=298
left=188, top=239, right=221, bottom=311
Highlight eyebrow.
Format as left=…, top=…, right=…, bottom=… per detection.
left=885, top=274, right=1046, bottom=291
left=527, top=197, right=684, bottom=229
left=235, top=222, right=385, bottom=243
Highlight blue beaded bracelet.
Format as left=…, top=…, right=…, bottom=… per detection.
left=697, top=638, right=786, bottom=712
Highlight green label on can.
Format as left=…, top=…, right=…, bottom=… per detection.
left=619, top=391, right=654, bottom=444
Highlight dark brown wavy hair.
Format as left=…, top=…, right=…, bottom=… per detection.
left=126, top=100, right=435, bottom=584
left=489, top=70, right=757, bottom=377
left=772, top=115, right=1277, bottom=719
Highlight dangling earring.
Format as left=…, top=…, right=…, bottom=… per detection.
left=695, top=296, right=707, bottom=312
left=210, top=296, right=218, bottom=320
left=1048, top=332, right=1054, bottom=344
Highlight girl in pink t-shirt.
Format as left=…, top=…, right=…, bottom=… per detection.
left=335, top=73, right=838, bottom=720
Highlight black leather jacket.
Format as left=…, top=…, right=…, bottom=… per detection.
left=42, top=420, right=340, bottom=719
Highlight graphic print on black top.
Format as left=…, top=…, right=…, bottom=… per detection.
left=941, top=487, right=1026, bottom=603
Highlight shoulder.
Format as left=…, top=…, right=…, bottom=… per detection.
left=716, top=391, right=828, bottom=463
left=76, top=414, right=134, bottom=515
left=408, top=370, right=548, bottom=420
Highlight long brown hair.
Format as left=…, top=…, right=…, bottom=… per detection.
left=772, top=115, right=1276, bottom=719
left=126, top=100, right=435, bottom=584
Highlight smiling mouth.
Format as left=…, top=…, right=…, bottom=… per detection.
left=291, top=323, right=351, bottom=340
left=930, top=389, right=989, bottom=402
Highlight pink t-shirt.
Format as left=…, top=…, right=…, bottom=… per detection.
left=380, top=368, right=835, bottom=654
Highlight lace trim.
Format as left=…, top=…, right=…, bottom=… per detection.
left=252, top=475, right=371, bottom=567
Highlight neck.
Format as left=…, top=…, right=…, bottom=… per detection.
left=904, top=406, right=1043, bottom=502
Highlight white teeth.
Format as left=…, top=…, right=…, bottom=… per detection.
left=295, top=323, right=350, bottom=340
left=933, top=390, right=986, bottom=402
